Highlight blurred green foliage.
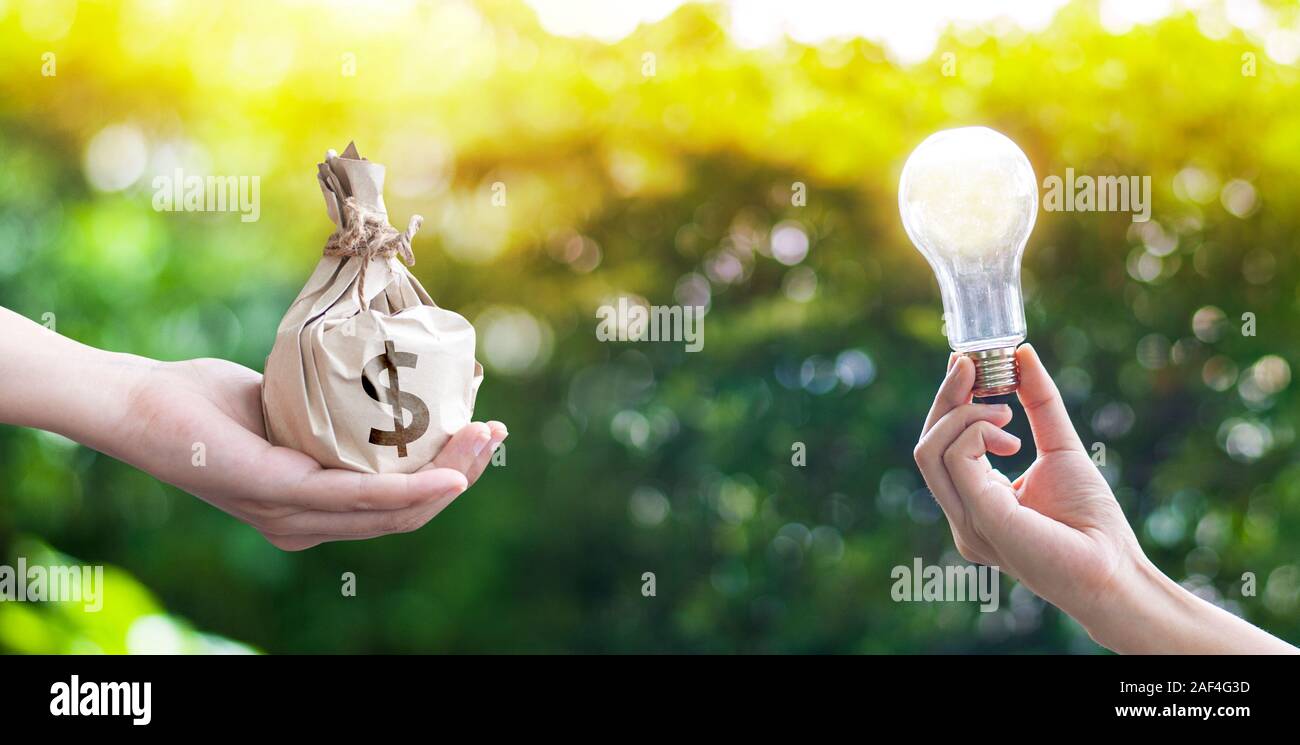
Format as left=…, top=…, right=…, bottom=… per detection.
left=1, top=0, right=1298, bottom=652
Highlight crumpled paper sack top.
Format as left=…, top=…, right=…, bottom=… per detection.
left=262, top=142, right=483, bottom=474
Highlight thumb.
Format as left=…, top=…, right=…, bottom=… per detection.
left=426, top=422, right=493, bottom=475
left=1015, top=344, right=1085, bottom=454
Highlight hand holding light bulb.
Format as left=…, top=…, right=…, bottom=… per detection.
left=905, top=129, right=1294, bottom=652
left=915, top=345, right=1295, bottom=653
left=915, top=345, right=1141, bottom=638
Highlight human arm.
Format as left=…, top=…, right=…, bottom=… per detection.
left=912, top=343, right=1295, bottom=653
left=0, top=306, right=507, bottom=551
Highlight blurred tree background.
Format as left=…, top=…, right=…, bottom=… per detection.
left=1, top=0, right=1298, bottom=653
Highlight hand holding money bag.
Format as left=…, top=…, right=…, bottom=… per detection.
left=262, top=143, right=483, bottom=473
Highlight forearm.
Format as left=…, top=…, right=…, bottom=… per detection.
left=0, top=306, right=156, bottom=454
left=1084, top=552, right=1297, bottom=654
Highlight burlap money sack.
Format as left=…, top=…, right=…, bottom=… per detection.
left=262, top=142, right=483, bottom=474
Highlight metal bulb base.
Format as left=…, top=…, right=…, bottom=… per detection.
left=965, top=346, right=1020, bottom=397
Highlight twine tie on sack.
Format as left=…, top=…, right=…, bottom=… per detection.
left=322, top=196, right=423, bottom=302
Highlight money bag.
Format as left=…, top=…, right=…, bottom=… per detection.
left=262, top=142, right=483, bottom=474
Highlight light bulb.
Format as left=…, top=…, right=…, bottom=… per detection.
left=898, top=126, right=1038, bottom=397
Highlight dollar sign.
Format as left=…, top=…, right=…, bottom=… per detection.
left=362, top=340, right=430, bottom=457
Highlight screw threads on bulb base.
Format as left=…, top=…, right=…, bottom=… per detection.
left=965, top=346, right=1020, bottom=397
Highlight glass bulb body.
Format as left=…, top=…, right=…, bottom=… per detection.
left=898, top=126, right=1038, bottom=395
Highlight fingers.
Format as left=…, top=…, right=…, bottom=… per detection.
left=942, top=420, right=1022, bottom=497
left=261, top=533, right=327, bottom=551
left=915, top=387, right=1023, bottom=564
left=285, top=463, right=468, bottom=512
left=242, top=420, right=507, bottom=550
left=942, top=420, right=1023, bottom=545
left=258, top=484, right=466, bottom=540
left=914, top=402, right=1014, bottom=535
left=239, top=418, right=506, bottom=551
left=922, top=355, right=975, bottom=436
left=466, top=421, right=508, bottom=485
left=430, top=422, right=493, bottom=474
left=424, top=420, right=508, bottom=487
left=915, top=403, right=1014, bottom=475
left=253, top=420, right=510, bottom=549
left=231, top=441, right=464, bottom=513
left=1015, top=344, right=1085, bottom=454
